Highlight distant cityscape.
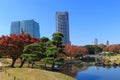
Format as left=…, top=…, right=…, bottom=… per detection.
left=10, top=12, right=70, bottom=44
left=93, top=38, right=109, bottom=46
left=10, top=12, right=110, bottom=45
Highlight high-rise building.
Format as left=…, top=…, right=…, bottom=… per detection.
left=10, top=20, right=40, bottom=38
left=56, top=12, right=70, bottom=44
left=106, top=40, right=109, bottom=46
left=11, top=21, right=20, bottom=35
left=94, top=38, right=98, bottom=45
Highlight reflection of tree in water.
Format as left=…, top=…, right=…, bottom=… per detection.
left=96, top=65, right=119, bottom=70
left=60, top=64, right=88, bottom=77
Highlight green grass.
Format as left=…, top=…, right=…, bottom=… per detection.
left=0, top=58, right=75, bottom=80
left=0, top=68, right=75, bottom=80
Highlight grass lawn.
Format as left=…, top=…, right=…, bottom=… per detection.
left=104, top=54, right=120, bottom=64
left=0, top=58, right=75, bottom=80
left=0, top=68, right=75, bottom=80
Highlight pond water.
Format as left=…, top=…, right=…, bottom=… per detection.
left=60, top=64, right=120, bottom=80
left=75, top=66, right=120, bottom=80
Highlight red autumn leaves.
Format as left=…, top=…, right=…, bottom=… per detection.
left=64, top=44, right=88, bottom=57
left=0, top=34, right=40, bottom=57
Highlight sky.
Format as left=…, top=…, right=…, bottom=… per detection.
left=0, top=0, right=120, bottom=46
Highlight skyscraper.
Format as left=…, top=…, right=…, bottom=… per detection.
left=11, top=20, right=40, bottom=38
left=11, top=21, right=20, bottom=35
left=94, top=38, right=98, bottom=45
left=56, top=12, right=70, bottom=44
left=106, top=40, right=109, bottom=46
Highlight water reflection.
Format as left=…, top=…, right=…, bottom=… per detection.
left=76, top=66, right=120, bottom=80
left=60, top=63, right=120, bottom=80
left=76, top=73, right=101, bottom=80
left=60, top=63, right=88, bottom=77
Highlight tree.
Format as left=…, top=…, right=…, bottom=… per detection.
left=21, top=54, right=38, bottom=68
left=64, top=44, right=88, bottom=60
left=20, top=36, right=50, bottom=68
left=98, top=44, right=106, bottom=51
left=40, top=37, right=50, bottom=68
left=41, top=36, right=49, bottom=43
left=104, top=44, right=120, bottom=54
left=45, top=32, right=64, bottom=70
left=0, top=34, right=40, bottom=67
left=93, top=45, right=102, bottom=54
left=84, top=45, right=102, bottom=54
left=64, top=44, right=77, bottom=60
left=84, top=45, right=95, bottom=54
left=20, top=42, right=45, bottom=68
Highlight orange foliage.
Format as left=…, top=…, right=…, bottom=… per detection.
left=103, top=44, right=120, bottom=53
left=98, top=44, right=106, bottom=50
left=0, top=33, right=40, bottom=57
left=64, top=44, right=88, bottom=57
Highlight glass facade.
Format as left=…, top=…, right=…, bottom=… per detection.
left=56, top=12, right=70, bottom=44
left=10, top=20, right=40, bottom=38
left=10, top=21, right=20, bottom=35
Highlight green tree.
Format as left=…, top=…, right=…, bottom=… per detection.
left=40, top=37, right=50, bottom=68
left=20, top=37, right=50, bottom=68
left=45, top=32, right=64, bottom=70
left=93, top=45, right=102, bottom=54
left=20, top=43, right=45, bottom=68
left=41, top=36, right=49, bottom=43
left=21, top=54, right=39, bottom=68
left=84, top=45, right=102, bottom=54
left=84, top=45, right=95, bottom=54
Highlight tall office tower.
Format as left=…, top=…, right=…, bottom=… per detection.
left=11, top=21, right=20, bottom=35
left=106, top=40, right=109, bottom=46
left=56, top=12, right=70, bottom=44
left=10, top=20, right=40, bottom=38
left=94, top=38, right=98, bottom=45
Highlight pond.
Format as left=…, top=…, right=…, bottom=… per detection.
left=60, top=64, right=120, bottom=80
left=75, top=66, right=120, bottom=80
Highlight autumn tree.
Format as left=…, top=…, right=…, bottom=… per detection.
left=0, top=34, right=40, bottom=67
left=64, top=44, right=88, bottom=60
left=104, top=44, right=120, bottom=54
left=98, top=44, right=106, bottom=51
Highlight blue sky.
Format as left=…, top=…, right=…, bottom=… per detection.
left=0, top=0, right=120, bottom=45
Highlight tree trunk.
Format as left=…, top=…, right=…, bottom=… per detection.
left=11, top=57, right=17, bottom=68
left=20, top=57, right=23, bottom=63
left=52, top=61, right=55, bottom=70
left=28, top=63, right=30, bottom=68
left=19, top=59, right=26, bottom=68
left=70, top=53, right=73, bottom=60
left=44, top=62, right=46, bottom=69
left=52, top=56, right=56, bottom=70
left=31, top=63, right=34, bottom=68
